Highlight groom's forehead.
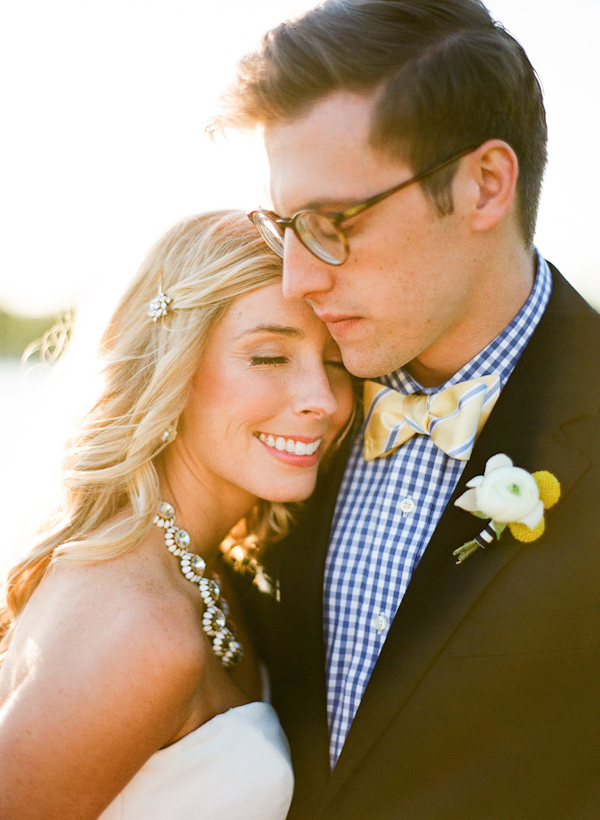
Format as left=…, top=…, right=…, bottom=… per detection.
left=264, top=93, right=408, bottom=214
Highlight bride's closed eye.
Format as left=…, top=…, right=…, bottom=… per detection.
left=249, top=355, right=289, bottom=367
left=325, top=359, right=347, bottom=370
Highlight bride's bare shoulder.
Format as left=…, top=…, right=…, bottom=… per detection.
left=6, top=534, right=207, bottom=698
left=0, top=542, right=207, bottom=820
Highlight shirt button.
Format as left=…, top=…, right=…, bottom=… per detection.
left=372, top=613, right=389, bottom=634
left=399, top=497, right=416, bottom=514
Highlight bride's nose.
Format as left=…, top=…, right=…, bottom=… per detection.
left=290, top=363, right=339, bottom=419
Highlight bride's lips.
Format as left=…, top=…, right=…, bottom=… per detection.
left=255, top=432, right=324, bottom=467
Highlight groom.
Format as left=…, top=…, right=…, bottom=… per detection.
left=219, top=1, right=600, bottom=817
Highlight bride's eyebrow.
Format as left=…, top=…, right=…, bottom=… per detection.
left=235, top=325, right=305, bottom=340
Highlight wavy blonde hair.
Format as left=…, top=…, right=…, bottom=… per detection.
left=0, top=210, right=290, bottom=660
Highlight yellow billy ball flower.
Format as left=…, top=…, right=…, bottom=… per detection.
left=509, top=517, right=546, bottom=543
left=532, top=471, right=561, bottom=509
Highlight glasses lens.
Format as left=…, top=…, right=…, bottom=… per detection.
left=249, top=212, right=285, bottom=258
left=295, top=212, right=347, bottom=265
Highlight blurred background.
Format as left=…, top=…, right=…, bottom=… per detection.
left=1, top=0, right=599, bottom=567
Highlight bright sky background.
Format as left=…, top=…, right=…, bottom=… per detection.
left=1, top=0, right=599, bottom=319
left=0, top=0, right=599, bottom=565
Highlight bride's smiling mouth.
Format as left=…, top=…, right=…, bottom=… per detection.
left=255, top=432, right=323, bottom=459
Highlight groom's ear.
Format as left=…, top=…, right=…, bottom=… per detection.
left=457, top=139, right=519, bottom=233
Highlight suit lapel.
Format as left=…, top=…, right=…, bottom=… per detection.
left=317, top=269, right=593, bottom=811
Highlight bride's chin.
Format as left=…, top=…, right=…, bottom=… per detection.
left=262, top=484, right=317, bottom=505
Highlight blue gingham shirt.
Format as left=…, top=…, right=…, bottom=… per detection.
left=324, top=254, right=552, bottom=767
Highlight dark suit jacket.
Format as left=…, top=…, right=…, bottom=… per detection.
left=249, top=266, right=600, bottom=820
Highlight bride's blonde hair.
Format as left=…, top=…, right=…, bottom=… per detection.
left=0, top=210, right=288, bottom=660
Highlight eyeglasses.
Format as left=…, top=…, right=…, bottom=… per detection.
left=248, top=146, right=478, bottom=266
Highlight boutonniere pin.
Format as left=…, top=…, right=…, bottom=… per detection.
left=453, top=454, right=561, bottom=564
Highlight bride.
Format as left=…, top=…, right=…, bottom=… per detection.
left=0, top=211, right=354, bottom=820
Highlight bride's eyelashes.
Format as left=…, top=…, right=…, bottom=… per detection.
left=249, top=356, right=347, bottom=370
left=249, top=355, right=289, bottom=367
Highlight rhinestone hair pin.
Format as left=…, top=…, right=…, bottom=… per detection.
left=148, top=286, right=172, bottom=322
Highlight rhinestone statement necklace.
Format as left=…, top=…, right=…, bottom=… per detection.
left=154, top=502, right=244, bottom=668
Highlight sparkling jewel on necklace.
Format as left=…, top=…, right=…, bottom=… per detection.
left=154, top=501, right=243, bottom=667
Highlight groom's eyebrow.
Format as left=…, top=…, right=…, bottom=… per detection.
left=302, top=195, right=362, bottom=211
left=236, top=324, right=305, bottom=339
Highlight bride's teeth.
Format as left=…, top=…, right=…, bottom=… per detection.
left=260, top=434, right=322, bottom=455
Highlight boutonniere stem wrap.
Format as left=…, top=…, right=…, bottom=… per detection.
left=453, top=454, right=561, bottom=564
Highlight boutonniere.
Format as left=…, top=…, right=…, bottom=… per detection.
left=453, top=454, right=561, bottom=564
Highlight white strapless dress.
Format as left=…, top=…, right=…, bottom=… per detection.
left=98, top=701, right=294, bottom=820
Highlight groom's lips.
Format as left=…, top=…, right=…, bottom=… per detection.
left=315, top=311, right=362, bottom=337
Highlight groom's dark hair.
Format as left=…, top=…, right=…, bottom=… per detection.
left=216, top=0, right=547, bottom=247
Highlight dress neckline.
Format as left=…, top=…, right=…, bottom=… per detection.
left=159, top=701, right=275, bottom=755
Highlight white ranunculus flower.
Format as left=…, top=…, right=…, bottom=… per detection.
left=455, top=454, right=544, bottom=528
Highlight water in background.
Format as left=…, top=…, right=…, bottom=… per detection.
left=0, top=359, right=70, bottom=572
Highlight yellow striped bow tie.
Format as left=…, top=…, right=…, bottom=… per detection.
left=363, top=375, right=501, bottom=461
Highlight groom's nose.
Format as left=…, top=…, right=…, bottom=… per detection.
left=282, top=231, right=336, bottom=303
